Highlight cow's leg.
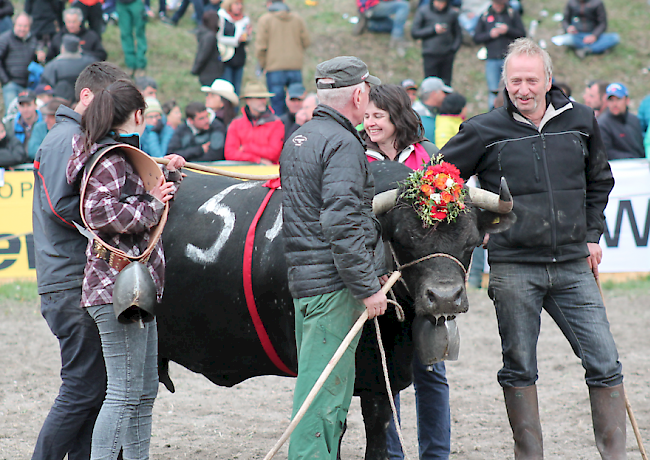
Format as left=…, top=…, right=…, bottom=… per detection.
left=360, top=392, right=393, bottom=460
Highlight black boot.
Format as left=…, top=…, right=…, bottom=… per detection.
left=503, top=385, right=544, bottom=459
left=589, top=384, right=627, bottom=460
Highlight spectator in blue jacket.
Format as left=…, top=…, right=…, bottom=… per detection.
left=140, top=97, right=174, bottom=157
left=7, top=89, right=42, bottom=148
left=27, top=97, right=68, bottom=159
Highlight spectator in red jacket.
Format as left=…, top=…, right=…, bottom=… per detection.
left=224, top=82, right=284, bottom=164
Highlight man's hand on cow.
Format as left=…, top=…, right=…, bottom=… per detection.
left=363, top=290, right=387, bottom=319
left=586, top=242, right=603, bottom=279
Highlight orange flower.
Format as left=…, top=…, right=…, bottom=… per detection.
left=441, top=191, right=453, bottom=204
left=434, top=174, right=448, bottom=189
left=420, top=184, right=433, bottom=196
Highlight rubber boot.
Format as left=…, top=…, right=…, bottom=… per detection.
left=589, top=384, right=627, bottom=460
left=503, top=386, right=544, bottom=459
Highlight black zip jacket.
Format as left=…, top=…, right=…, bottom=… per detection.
left=440, top=86, right=614, bottom=264
left=597, top=109, right=644, bottom=160
left=32, top=106, right=87, bottom=294
left=473, top=5, right=525, bottom=60
left=280, top=104, right=385, bottom=300
left=0, top=30, right=37, bottom=87
left=411, top=1, right=462, bottom=57
left=562, top=0, right=608, bottom=37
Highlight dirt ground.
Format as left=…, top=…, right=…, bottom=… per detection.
left=1, top=286, right=648, bottom=460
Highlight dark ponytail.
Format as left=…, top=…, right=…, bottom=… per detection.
left=80, top=79, right=146, bottom=153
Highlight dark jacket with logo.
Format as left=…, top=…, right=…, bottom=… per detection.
left=440, top=86, right=614, bottom=264
left=0, top=30, right=38, bottom=87
left=597, top=109, right=645, bottom=160
left=473, top=5, right=526, bottom=60
left=46, top=25, right=107, bottom=62
left=562, top=0, right=608, bottom=37
left=280, top=104, right=385, bottom=300
left=32, top=105, right=87, bottom=294
left=411, top=1, right=462, bottom=57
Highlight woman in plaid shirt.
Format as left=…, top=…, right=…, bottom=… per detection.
left=66, top=79, right=185, bottom=460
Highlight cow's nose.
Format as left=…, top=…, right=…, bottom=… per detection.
left=425, top=284, right=463, bottom=309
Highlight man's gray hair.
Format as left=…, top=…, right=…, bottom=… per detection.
left=64, top=7, right=84, bottom=20
left=317, top=82, right=365, bottom=110
left=16, top=11, right=32, bottom=25
left=502, top=37, right=553, bottom=84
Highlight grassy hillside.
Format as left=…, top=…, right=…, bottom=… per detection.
left=97, top=0, right=650, bottom=117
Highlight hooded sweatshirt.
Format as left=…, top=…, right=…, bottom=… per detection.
left=255, top=2, right=310, bottom=72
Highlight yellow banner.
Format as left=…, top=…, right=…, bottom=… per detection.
left=0, top=171, right=35, bottom=279
left=0, top=165, right=279, bottom=280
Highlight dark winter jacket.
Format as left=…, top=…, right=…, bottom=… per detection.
left=440, top=86, right=614, bottom=264
left=167, top=119, right=225, bottom=161
left=24, top=0, right=63, bottom=39
left=0, top=0, right=14, bottom=20
left=0, top=30, right=38, bottom=87
left=597, top=109, right=645, bottom=160
left=562, top=0, right=608, bottom=37
left=280, top=111, right=299, bottom=141
left=191, top=25, right=224, bottom=87
left=473, top=5, right=525, bottom=60
left=40, top=54, right=98, bottom=89
left=411, top=1, right=462, bottom=57
left=280, top=104, right=385, bottom=300
left=0, top=128, right=28, bottom=167
left=32, top=105, right=87, bottom=294
left=46, top=25, right=107, bottom=62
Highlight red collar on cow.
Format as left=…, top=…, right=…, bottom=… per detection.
left=400, top=154, right=467, bottom=227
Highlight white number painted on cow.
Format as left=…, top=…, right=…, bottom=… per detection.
left=185, top=182, right=258, bottom=264
left=265, top=205, right=282, bottom=241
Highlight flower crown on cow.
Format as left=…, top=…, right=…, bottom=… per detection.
left=400, top=154, right=468, bottom=227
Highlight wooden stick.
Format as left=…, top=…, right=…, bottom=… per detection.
left=596, top=278, right=648, bottom=460
left=263, top=270, right=403, bottom=460
left=154, top=157, right=279, bottom=181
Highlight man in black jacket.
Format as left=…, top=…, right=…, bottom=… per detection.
left=45, top=7, right=107, bottom=62
left=31, top=62, right=130, bottom=460
left=560, top=0, right=619, bottom=58
left=473, top=0, right=525, bottom=110
left=440, top=38, right=625, bottom=459
left=0, top=13, right=39, bottom=113
left=167, top=101, right=222, bottom=161
left=597, top=82, right=644, bottom=160
left=280, top=56, right=387, bottom=459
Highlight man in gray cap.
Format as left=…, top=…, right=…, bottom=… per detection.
left=412, top=76, right=453, bottom=141
left=280, top=55, right=387, bottom=459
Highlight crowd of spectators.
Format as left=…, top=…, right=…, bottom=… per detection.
left=1, top=0, right=648, bottom=167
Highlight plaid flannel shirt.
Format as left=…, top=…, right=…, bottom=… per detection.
left=68, top=140, right=167, bottom=307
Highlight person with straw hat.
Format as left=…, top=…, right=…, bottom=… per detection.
left=224, top=81, right=284, bottom=164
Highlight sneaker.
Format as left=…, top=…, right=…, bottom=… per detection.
left=352, top=14, right=367, bottom=36
left=575, top=48, right=588, bottom=59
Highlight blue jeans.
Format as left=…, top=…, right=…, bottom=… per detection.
left=32, top=289, right=107, bottom=460
left=567, top=32, right=620, bottom=54
left=386, top=358, right=450, bottom=459
left=222, top=64, right=244, bottom=95
left=485, top=58, right=503, bottom=110
left=265, top=69, right=303, bottom=117
left=171, top=0, right=204, bottom=24
left=366, top=0, right=409, bottom=39
left=87, top=303, right=159, bottom=460
left=2, top=81, right=24, bottom=114
left=488, top=260, right=623, bottom=388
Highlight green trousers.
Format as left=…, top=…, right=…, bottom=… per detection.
left=288, top=289, right=366, bottom=460
left=116, top=0, right=147, bottom=70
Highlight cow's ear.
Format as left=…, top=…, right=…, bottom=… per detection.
left=477, top=210, right=517, bottom=234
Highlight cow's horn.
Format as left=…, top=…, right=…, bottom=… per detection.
left=373, top=189, right=399, bottom=215
left=468, top=177, right=513, bottom=213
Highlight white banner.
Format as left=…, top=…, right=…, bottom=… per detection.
left=600, top=159, right=650, bottom=273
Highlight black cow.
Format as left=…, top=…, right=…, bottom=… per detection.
left=157, top=161, right=514, bottom=459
